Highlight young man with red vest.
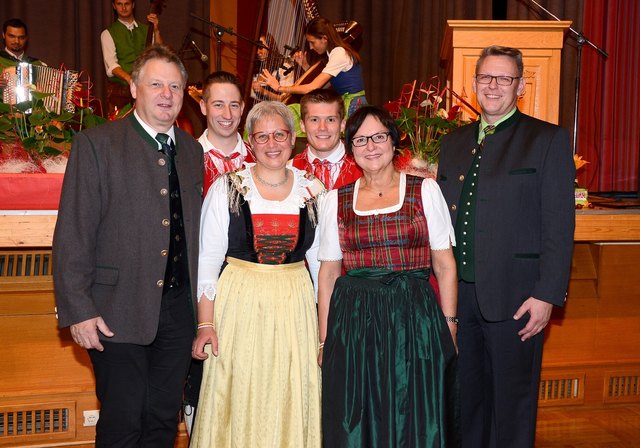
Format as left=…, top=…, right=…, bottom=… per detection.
left=290, top=89, right=362, bottom=190
left=197, top=71, right=255, bottom=197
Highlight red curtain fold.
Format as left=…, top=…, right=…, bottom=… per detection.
left=577, top=0, right=640, bottom=192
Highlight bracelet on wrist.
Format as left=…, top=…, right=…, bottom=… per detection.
left=444, top=316, right=459, bottom=325
left=197, top=321, right=214, bottom=330
left=318, top=341, right=325, bottom=350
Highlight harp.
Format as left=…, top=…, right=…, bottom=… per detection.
left=246, top=0, right=362, bottom=104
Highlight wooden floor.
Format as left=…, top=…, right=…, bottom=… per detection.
left=537, top=405, right=640, bottom=447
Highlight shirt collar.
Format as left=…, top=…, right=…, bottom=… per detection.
left=198, top=130, right=246, bottom=156
left=4, top=48, right=24, bottom=61
left=134, top=110, right=176, bottom=148
left=478, top=107, right=518, bottom=143
left=118, top=18, right=138, bottom=31
left=307, top=141, right=345, bottom=164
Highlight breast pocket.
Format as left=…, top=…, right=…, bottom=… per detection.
left=509, top=168, right=537, bottom=175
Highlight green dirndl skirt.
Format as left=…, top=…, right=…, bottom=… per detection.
left=322, top=268, right=459, bottom=448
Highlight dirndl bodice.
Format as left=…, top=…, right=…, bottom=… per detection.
left=337, top=174, right=431, bottom=271
left=225, top=180, right=317, bottom=265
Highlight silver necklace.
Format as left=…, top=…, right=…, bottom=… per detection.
left=253, top=167, right=289, bottom=188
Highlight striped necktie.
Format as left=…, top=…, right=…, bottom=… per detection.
left=479, top=124, right=496, bottom=151
left=312, top=158, right=333, bottom=189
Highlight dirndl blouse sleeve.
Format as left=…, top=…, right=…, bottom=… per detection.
left=322, top=47, right=353, bottom=77
left=421, top=177, right=456, bottom=250
left=197, top=176, right=230, bottom=301
left=317, top=189, right=343, bottom=261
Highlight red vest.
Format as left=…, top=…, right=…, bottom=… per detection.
left=203, top=144, right=255, bottom=196
left=291, top=148, right=362, bottom=190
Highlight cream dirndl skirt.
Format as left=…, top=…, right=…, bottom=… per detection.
left=190, top=257, right=321, bottom=448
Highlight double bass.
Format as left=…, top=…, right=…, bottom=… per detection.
left=145, top=0, right=164, bottom=47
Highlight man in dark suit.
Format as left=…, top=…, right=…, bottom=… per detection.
left=437, top=45, right=575, bottom=447
left=53, top=44, right=203, bottom=447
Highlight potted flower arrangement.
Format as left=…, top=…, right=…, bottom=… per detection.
left=386, top=78, right=472, bottom=178
left=0, top=76, right=105, bottom=209
left=0, top=87, right=104, bottom=173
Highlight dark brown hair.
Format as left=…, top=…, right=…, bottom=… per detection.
left=305, top=17, right=360, bottom=64
left=201, top=71, right=243, bottom=102
left=344, top=105, right=400, bottom=155
left=3, top=18, right=28, bottom=35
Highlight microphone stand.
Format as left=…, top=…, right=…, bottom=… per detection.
left=190, top=12, right=267, bottom=72
left=524, top=0, right=608, bottom=154
left=178, top=33, right=205, bottom=65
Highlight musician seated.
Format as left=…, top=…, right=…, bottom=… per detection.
left=251, top=33, right=295, bottom=103
left=261, top=16, right=367, bottom=117
left=1, top=18, right=44, bottom=94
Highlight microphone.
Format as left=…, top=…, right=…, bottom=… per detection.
left=283, top=44, right=299, bottom=54
left=282, top=64, right=295, bottom=76
left=189, top=39, right=209, bottom=62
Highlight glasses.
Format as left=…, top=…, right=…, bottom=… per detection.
left=351, top=132, right=391, bottom=147
left=475, top=74, right=521, bottom=86
left=250, top=129, right=291, bottom=145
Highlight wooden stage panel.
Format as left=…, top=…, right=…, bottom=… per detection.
left=1, top=209, right=639, bottom=445
left=542, top=242, right=640, bottom=408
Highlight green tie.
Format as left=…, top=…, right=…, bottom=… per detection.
left=479, top=124, right=496, bottom=151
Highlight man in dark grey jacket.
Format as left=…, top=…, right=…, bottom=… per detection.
left=53, top=44, right=203, bottom=447
left=437, top=45, right=575, bottom=447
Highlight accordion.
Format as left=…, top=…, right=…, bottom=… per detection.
left=2, top=62, right=79, bottom=114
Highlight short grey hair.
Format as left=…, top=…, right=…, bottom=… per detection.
left=476, top=45, right=524, bottom=77
left=245, top=101, right=295, bottom=136
left=131, top=44, right=188, bottom=86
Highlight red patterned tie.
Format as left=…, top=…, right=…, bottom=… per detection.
left=207, top=150, right=241, bottom=173
left=312, top=158, right=332, bottom=189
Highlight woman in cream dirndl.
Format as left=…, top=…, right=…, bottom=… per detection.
left=190, top=101, right=324, bottom=447
left=317, top=106, right=459, bottom=447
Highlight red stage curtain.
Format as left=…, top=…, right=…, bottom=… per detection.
left=577, top=0, right=640, bottom=192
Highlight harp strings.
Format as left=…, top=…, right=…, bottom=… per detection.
left=260, top=0, right=310, bottom=87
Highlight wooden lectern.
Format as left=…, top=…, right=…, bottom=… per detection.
left=440, top=20, right=571, bottom=124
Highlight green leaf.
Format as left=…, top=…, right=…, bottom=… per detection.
left=43, top=146, right=63, bottom=156
left=57, top=111, right=75, bottom=122
left=83, top=113, right=107, bottom=128
left=46, top=125, right=65, bottom=137
left=0, top=120, right=14, bottom=132
left=28, top=111, right=51, bottom=126
left=30, top=91, right=54, bottom=101
left=21, top=136, right=38, bottom=149
left=15, top=101, right=34, bottom=112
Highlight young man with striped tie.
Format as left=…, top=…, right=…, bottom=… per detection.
left=198, top=71, right=254, bottom=197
